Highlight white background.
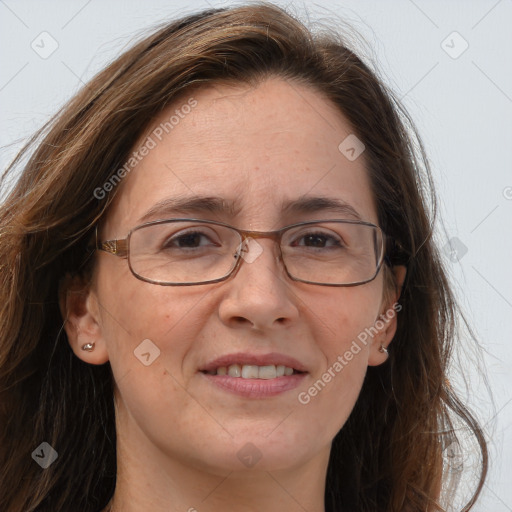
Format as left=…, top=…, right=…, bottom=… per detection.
left=1, top=0, right=511, bottom=510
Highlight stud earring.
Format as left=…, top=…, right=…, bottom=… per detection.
left=379, top=344, right=388, bottom=354
left=81, top=342, right=95, bottom=352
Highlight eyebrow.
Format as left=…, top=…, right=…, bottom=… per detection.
left=138, top=196, right=241, bottom=223
left=282, top=195, right=362, bottom=221
left=138, top=194, right=362, bottom=223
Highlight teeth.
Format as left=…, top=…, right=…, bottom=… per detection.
left=258, top=365, right=277, bottom=379
left=211, top=364, right=297, bottom=378
left=227, top=364, right=241, bottom=377
left=241, top=365, right=260, bottom=379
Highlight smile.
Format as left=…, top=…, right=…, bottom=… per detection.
left=202, top=364, right=300, bottom=379
left=198, top=353, right=308, bottom=398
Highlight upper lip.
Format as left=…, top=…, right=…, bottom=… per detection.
left=199, top=352, right=308, bottom=373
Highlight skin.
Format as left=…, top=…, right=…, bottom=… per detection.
left=62, top=78, right=405, bottom=512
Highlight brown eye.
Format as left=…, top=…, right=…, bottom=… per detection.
left=290, top=230, right=344, bottom=249
left=165, top=231, right=212, bottom=249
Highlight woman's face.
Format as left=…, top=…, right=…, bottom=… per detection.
left=67, top=78, right=398, bottom=475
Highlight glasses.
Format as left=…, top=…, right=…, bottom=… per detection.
left=96, top=218, right=390, bottom=286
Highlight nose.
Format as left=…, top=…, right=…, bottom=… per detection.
left=217, top=237, right=300, bottom=331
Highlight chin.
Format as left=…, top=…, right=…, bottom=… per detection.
left=188, top=429, right=322, bottom=474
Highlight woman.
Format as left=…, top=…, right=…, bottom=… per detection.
left=0, top=3, right=487, bottom=511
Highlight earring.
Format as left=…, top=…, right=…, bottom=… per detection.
left=81, top=342, right=95, bottom=352
left=379, top=344, right=388, bottom=354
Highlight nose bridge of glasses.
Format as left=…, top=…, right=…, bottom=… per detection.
left=234, top=228, right=284, bottom=267
left=238, top=227, right=282, bottom=241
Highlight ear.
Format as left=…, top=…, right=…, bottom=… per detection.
left=59, top=273, right=109, bottom=365
left=368, top=265, right=407, bottom=366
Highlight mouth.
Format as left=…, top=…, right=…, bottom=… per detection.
left=201, top=363, right=305, bottom=379
left=198, top=352, right=308, bottom=398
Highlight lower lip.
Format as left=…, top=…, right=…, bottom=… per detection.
left=200, top=372, right=307, bottom=398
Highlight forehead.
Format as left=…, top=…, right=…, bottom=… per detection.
left=105, top=78, right=377, bottom=231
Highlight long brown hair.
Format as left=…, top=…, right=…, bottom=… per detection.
left=0, top=3, right=487, bottom=511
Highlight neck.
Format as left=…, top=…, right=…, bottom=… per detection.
left=107, top=410, right=329, bottom=512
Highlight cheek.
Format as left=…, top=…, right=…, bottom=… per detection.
left=97, top=279, right=223, bottom=461
left=94, top=261, right=213, bottom=378
left=295, top=284, right=382, bottom=423
left=305, top=280, right=382, bottom=358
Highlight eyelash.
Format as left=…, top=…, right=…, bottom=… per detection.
left=163, top=229, right=344, bottom=250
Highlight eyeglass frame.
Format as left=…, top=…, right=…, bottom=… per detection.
left=95, top=217, right=404, bottom=287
